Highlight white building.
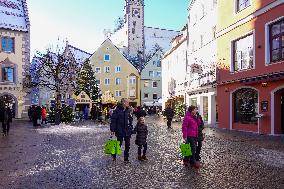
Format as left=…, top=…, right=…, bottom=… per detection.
left=186, top=0, right=218, bottom=126
left=162, top=26, right=188, bottom=110
left=141, top=49, right=163, bottom=107
left=108, top=0, right=180, bottom=62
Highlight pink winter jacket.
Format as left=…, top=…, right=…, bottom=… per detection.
left=182, top=112, right=200, bottom=139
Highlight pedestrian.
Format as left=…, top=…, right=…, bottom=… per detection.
left=31, top=105, right=37, bottom=127
left=91, top=106, right=95, bottom=120
left=98, top=108, right=103, bottom=124
left=196, top=112, right=205, bottom=163
left=1, top=105, right=12, bottom=136
left=133, top=117, right=148, bottom=161
left=182, top=105, right=201, bottom=169
left=41, top=106, right=47, bottom=125
left=164, top=105, right=175, bottom=129
left=28, top=106, right=32, bottom=121
left=35, top=106, right=42, bottom=126
left=84, top=106, right=89, bottom=120
left=110, top=98, right=133, bottom=162
left=134, top=106, right=147, bottom=120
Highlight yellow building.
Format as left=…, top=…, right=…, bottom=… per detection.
left=89, top=39, right=140, bottom=107
left=0, top=0, right=30, bottom=118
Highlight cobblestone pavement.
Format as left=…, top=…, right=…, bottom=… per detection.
left=0, top=116, right=284, bottom=189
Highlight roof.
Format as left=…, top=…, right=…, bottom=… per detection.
left=144, top=26, right=180, bottom=56
left=0, top=0, right=29, bottom=31
left=90, top=38, right=139, bottom=72
left=67, top=45, right=92, bottom=64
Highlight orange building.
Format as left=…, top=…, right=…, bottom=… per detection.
left=216, top=0, right=284, bottom=135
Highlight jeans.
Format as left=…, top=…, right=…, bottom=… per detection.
left=138, top=143, right=147, bottom=156
left=184, top=137, right=197, bottom=165
left=2, top=122, right=10, bottom=134
left=112, top=136, right=131, bottom=160
left=167, top=118, right=172, bottom=128
left=196, top=140, right=202, bottom=161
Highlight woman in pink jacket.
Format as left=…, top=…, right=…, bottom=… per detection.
left=182, top=105, right=201, bottom=168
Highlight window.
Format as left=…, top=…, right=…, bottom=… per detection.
left=2, top=67, right=14, bottom=82
left=104, top=66, right=110, bottom=73
left=115, top=90, right=122, bottom=97
left=96, top=79, right=100, bottom=85
left=132, top=28, right=135, bottom=34
left=192, top=41, right=196, bottom=52
left=115, top=78, right=121, bottom=85
left=129, top=77, right=136, bottom=84
left=212, top=0, right=217, bottom=9
left=95, top=67, right=101, bottom=73
left=234, top=88, right=258, bottom=124
left=149, top=71, right=154, bottom=77
left=104, top=78, right=110, bottom=85
left=212, top=26, right=216, bottom=39
left=104, top=54, right=110, bottom=61
left=233, top=34, right=254, bottom=71
left=152, top=81, right=158, bottom=88
left=236, top=0, right=251, bottom=12
left=270, top=19, right=284, bottom=62
left=153, top=94, right=158, bottom=100
left=1, top=37, right=14, bottom=53
left=157, top=60, right=161, bottom=67
left=144, top=81, right=149, bottom=87
left=156, top=71, right=161, bottom=77
left=144, top=93, right=149, bottom=98
left=201, top=4, right=205, bottom=18
left=200, top=35, right=204, bottom=47
left=115, top=66, right=121, bottom=73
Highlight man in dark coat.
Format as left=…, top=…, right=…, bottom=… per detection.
left=134, top=106, right=147, bottom=120
left=110, top=98, right=133, bottom=162
left=1, top=105, right=12, bottom=136
left=164, top=105, right=175, bottom=129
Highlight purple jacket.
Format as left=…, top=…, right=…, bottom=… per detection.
left=182, top=112, right=200, bottom=139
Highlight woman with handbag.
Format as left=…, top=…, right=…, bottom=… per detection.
left=182, top=105, right=201, bottom=169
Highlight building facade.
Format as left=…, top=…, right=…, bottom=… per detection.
left=141, top=50, right=163, bottom=106
left=216, top=0, right=284, bottom=135
left=161, top=29, right=188, bottom=110
left=89, top=39, right=140, bottom=106
left=0, top=0, right=30, bottom=118
left=186, top=0, right=218, bottom=126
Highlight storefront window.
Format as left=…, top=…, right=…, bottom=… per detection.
left=234, top=88, right=258, bottom=124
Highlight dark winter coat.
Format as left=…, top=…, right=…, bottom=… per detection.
left=110, top=105, right=133, bottom=137
left=1, top=107, right=12, bottom=124
left=133, top=123, right=148, bottom=145
left=164, top=107, right=174, bottom=119
left=197, top=113, right=205, bottom=141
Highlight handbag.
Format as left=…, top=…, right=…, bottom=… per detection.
left=180, top=143, right=192, bottom=156
left=104, top=138, right=121, bottom=155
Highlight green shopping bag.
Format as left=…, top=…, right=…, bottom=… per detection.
left=180, top=143, right=192, bottom=156
left=104, top=138, right=122, bottom=155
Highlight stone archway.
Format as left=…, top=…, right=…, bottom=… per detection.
left=0, top=93, right=18, bottom=118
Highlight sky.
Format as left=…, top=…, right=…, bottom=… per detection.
left=28, top=0, right=189, bottom=56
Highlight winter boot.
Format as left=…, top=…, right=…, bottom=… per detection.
left=142, top=155, right=148, bottom=161
left=138, top=155, right=143, bottom=161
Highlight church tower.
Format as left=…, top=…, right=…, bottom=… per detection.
left=124, top=0, right=145, bottom=58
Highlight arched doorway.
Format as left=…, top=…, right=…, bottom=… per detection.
left=0, top=94, right=17, bottom=118
left=273, top=87, right=284, bottom=135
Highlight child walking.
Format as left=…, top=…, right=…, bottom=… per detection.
left=134, top=117, right=148, bottom=161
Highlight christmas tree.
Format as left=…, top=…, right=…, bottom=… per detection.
left=75, top=60, right=101, bottom=101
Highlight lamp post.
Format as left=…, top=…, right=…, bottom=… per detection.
left=137, top=50, right=143, bottom=106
